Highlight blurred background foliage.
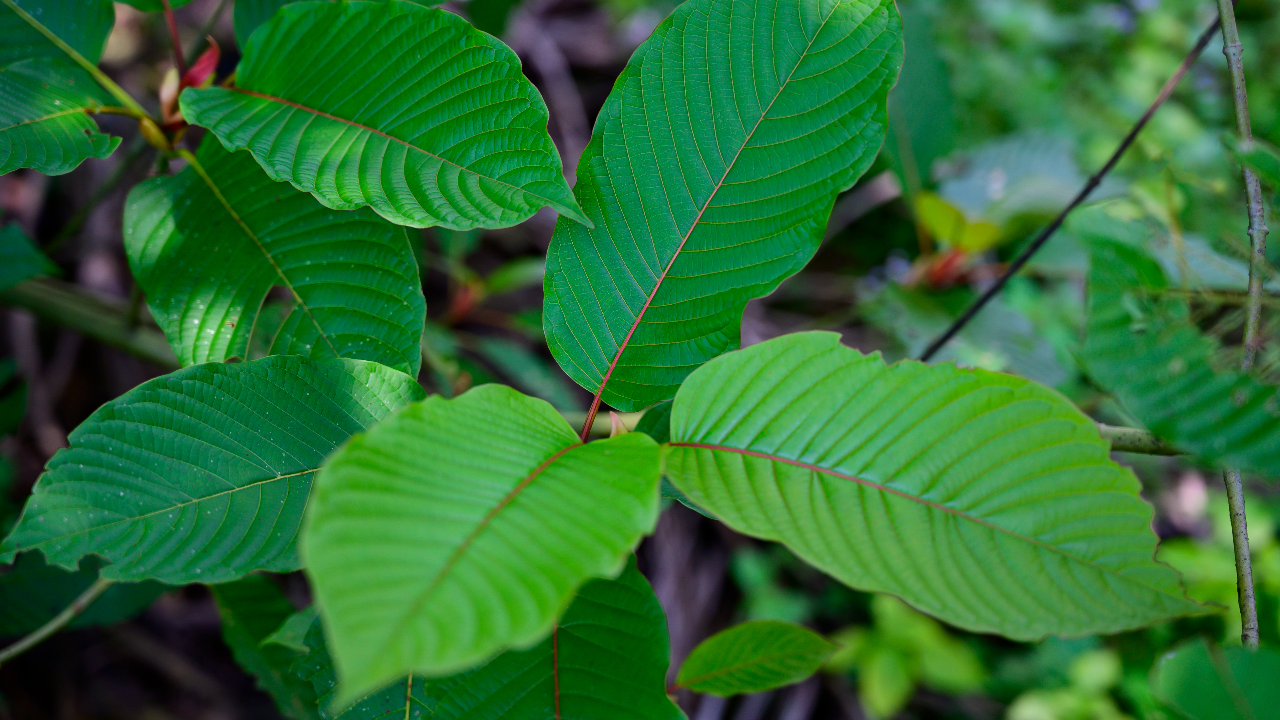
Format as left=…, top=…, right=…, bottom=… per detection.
left=0, top=0, right=1278, bottom=717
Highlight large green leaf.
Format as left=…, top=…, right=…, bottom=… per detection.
left=212, top=576, right=322, bottom=720
left=292, top=559, right=682, bottom=720
left=0, top=0, right=114, bottom=67
left=1083, top=240, right=1280, bottom=476
left=0, top=222, right=58, bottom=291
left=0, top=356, right=423, bottom=584
left=181, top=0, right=585, bottom=229
left=302, top=385, right=662, bottom=702
left=1150, top=638, right=1280, bottom=720
left=233, top=0, right=295, bottom=49
left=0, top=552, right=168, bottom=635
left=125, top=135, right=425, bottom=375
left=543, top=0, right=902, bottom=411
left=664, top=332, right=1204, bottom=640
left=676, top=620, right=835, bottom=696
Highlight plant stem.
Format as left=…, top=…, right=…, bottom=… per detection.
left=0, top=278, right=178, bottom=368
left=185, top=0, right=231, bottom=67
left=1216, top=0, right=1267, bottom=651
left=162, top=0, right=189, bottom=78
left=0, top=578, right=114, bottom=666
left=918, top=16, right=1221, bottom=362
left=1096, top=424, right=1181, bottom=456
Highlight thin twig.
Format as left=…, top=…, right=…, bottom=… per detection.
left=0, top=578, right=114, bottom=666
left=161, top=0, right=188, bottom=78
left=1216, top=0, right=1267, bottom=651
left=918, top=17, right=1222, bottom=361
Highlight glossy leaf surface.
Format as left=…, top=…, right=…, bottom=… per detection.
left=1151, top=638, right=1280, bottom=720
left=182, top=0, right=585, bottom=229
left=677, top=620, right=835, bottom=696
left=125, top=136, right=425, bottom=375
left=0, top=357, right=423, bottom=584
left=303, top=385, right=662, bottom=701
left=544, top=0, right=902, bottom=411
left=665, top=332, right=1204, bottom=640
left=1083, top=240, right=1280, bottom=476
left=292, top=559, right=682, bottom=720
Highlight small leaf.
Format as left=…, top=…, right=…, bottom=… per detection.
left=293, top=558, right=682, bottom=720
left=1151, top=638, right=1280, bottom=720
left=665, top=331, right=1206, bottom=640
left=183, top=0, right=585, bottom=229
left=212, top=576, right=321, bottom=720
left=677, top=620, right=835, bottom=696
left=0, top=552, right=167, bottom=635
left=302, top=385, right=662, bottom=702
left=0, top=222, right=59, bottom=291
left=544, top=0, right=902, bottom=411
left=125, top=135, right=425, bottom=375
left=0, top=356, right=424, bottom=584
left=1083, top=240, right=1280, bottom=476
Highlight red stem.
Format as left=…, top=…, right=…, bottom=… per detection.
left=161, top=0, right=188, bottom=78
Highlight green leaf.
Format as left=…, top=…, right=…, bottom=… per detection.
left=182, top=0, right=585, bottom=230
left=676, top=620, right=835, bottom=696
left=212, top=576, right=322, bottom=720
left=1234, top=137, right=1280, bottom=191
left=470, top=335, right=583, bottom=411
left=0, top=552, right=168, bottom=635
left=233, top=0, right=295, bottom=49
left=0, top=356, right=424, bottom=584
left=543, top=0, right=902, bottom=411
left=0, top=222, right=58, bottom=291
left=0, top=0, right=114, bottom=67
left=302, top=385, right=662, bottom=702
left=125, top=135, right=425, bottom=375
left=117, top=0, right=197, bottom=12
left=292, top=558, right=682, bottom=720
left=1083, top=240, right=1280, bottom=476
left=1151, top=638, right=1280, bottom=720
left=262, top=606, right=318, bottom=655
left=664, top=331, right=1205, bottom=640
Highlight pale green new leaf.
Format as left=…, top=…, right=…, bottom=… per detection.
left=0, top=357, right=424, bottom=584
left=676, top=620, right=835, bottom=696
left=1151, top=638, right=1280, bottom=720
left=181, top=0, right=585, bottom=229
left=125, top=135, right=425, bottom=375
left=544, top=0, right=902, bottom=411
left=665, top=332, right=1204, bottom=640
left=302, top=385, right=662, bottom=702
left=1083, top=241, right=1280, bottom=476
left=292, top=559, right=682, bottom=720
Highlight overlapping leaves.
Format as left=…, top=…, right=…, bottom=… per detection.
left=302, top=385, right=662, bottom=702
left=182, top=0, right=585, bottom=229
left=0, top=357, right=423, bottom=584
left=544, top=0, right=903, bottom=411
left=125, top=136, right=425, bottom=375
left=664, top=332, right=1204, bottom=639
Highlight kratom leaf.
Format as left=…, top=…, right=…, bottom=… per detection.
left=0, top=552, right=167, bottom=635
left=1151, top=638, right=1280, bottom=720
left=0, top=59, right=120, bottom=176
left=233, top=0, right=294, bottom=49
left=664, top=332, right=1205, bottom=639
left=125, top=135, right=425, bottom=375
left=293, top=559, right=682, bottom=720
left=676, top=620, right=835, bottom=696
left=117, top=0, right=197, bottom=12
left=543, top=0, right=902, bottom=411
left=0, top=0, right=114, bottom=67
left=302, top=385, right=662, bottom=702
left=0, top=222, right=58, bottom=291
left=182, top=0, right=585, bottom=229
left=212, top=576, right=322, bottom=720
left=0, top=357, right=423, bottom=584
left=1083, top=240, right=1280, bottom=476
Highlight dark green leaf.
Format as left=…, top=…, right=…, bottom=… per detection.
left=0, top=59, right=119, bottom=176
left=0, top=0, right=114, bottom=67
left=0, top=222, right=58, bottom=291
left=470, top=336, right=582, bottom=411
left=676, top=620, right=835, bottom=696
left=0, top=552, right=167, bottom=635
left=233, top=0, right=295, bottom=49
left=1151, top=638, right=1280, bottom=720
left=0, top=356, right=424, bottom=584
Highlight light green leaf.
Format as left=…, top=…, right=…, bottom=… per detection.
left=125, top=135, right=425, bottom=375
left=1083, top=240, right=1280, bottom=476
left=0, top=0, right=114, bottom=67
left=212, top=576, right=322, bottom=720
left=0, top=552, right=168, bottom=635
left=302, top=385, right=662, bottom=702
left=664, top=331, right=1205, bottom=639
left=0, top=356, right=424, bottom=584
left=1151, top=638, right=1280, bottom=720
left=543, top=0, right=902, bottom=411
left=293, top=558, right=682, bottom=720
left=676, top=620, right=835, bottom=696
left=0, top=222, right=58, bottom=291
left=182, top=0, right=585, bottom=229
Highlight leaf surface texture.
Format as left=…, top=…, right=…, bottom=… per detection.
left=677, top=620, right=835, bottom=696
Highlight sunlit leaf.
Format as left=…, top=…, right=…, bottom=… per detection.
left=0, top=357, right=424, bottom=584
left=303, top=385, right=662, bottom=702
left=665, top=331, right=1205, bottom=639
left=676, top=620, right=835, bottom=696
left=543, top=0, right=903, bottom=411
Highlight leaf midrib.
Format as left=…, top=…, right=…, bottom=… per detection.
left=668, top=442, right=1192, bottom=603
left=678, top=645, right=828, bottom=689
